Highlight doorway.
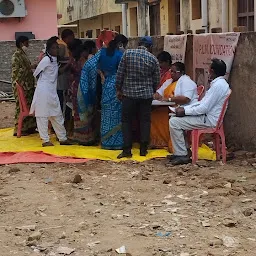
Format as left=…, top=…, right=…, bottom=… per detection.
left=149, top=3, right=161, bottom=35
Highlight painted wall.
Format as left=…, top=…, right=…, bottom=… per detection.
left=78, top=13, right=123, bottom=38
left=57, top=0, right=122, bottom=25
left=180, top=0, right=239, bottom=33
left=0, top=0, right=58, bottom=41
left=127, top=2, right=138, bottom=37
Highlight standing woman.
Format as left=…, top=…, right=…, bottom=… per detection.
left=78, top=34, right=128, bottom=149
left=12, top=36, right=37, bottom=136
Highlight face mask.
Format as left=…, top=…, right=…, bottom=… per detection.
left=22, top=45, right=28, bottom=52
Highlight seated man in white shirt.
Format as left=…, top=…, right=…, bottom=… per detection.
left=169, top=59, right=231, bottom=165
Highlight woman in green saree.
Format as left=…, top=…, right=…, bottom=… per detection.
left=12, top=36, right=37, bottom=136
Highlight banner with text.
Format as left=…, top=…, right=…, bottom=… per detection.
left=164, top=35, right=187, bottom=63
left=193, top=33, right=240, bottom=88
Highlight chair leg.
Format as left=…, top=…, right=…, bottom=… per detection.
left=17, top=115, right=24, bottom=138
left=192, top=131, right=199, bottom=164
left=220, top=133, right=227, bottom=164
left=215, top=133, right=221, bottom=161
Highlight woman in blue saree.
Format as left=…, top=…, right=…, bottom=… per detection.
left=78, top=34, right=128, bottom=149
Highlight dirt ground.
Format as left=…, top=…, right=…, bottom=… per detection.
left=0, top=102, right=255, bottom=256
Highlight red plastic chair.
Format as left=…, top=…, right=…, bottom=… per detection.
left=16, top=82, right=33, bottom=138
left=197, top=85, right=205, bottom=101
left=191, top=90, right=232, bottom=164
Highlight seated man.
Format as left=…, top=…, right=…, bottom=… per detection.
left=169, top=58, right=231, bottom=165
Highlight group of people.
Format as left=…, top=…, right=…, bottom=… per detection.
left=11, top=29, right=230, bottom=165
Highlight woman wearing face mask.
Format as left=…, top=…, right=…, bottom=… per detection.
left=11, top=36, right=37, bottom=136
left=77, top=34, right=128, bottom=149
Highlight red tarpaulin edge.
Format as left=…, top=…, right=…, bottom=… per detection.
left=0, top=151, right=91, bottom=165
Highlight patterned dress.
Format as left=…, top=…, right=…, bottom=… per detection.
left=11, top=48, right=36, bottom=135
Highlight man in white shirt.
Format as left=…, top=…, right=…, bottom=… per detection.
left=169, top=59, right=231, bottom=165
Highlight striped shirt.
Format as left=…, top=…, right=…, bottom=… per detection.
left=116, top=46, right=160, bottom=99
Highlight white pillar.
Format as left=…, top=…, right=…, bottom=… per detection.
left=122, top=3, right=128, bottom=36
left=222, top=0, right=228, bottom=32
left=137, top=0, right=147, bottom=36
left=201, top=0, right=208, bottom=32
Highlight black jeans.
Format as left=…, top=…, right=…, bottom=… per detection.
left=122, top=97, right=152, bottom=152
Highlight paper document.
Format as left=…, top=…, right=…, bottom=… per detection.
left=152, top=100, right=175, bottom=106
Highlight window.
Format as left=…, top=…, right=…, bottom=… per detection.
left=86, top=30, right=93, bottom=38
left=192, top=0, right=202, bottom=20
left=238, top=0, right=254, bottom=31
left=80, top=31, right=85, bottom=38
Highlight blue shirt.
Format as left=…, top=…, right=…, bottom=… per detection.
left=98, top=48, right=123, bottom=77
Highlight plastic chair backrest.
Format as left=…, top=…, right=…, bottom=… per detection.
left=16, top=82, right=30, bottom=114
left=197, top=85, right=205, bottom=101
left=216, top=90, right=232, bottom=129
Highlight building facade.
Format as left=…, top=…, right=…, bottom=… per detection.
left=0, top=0, right=58, bottom=41
left=57, top=0, right=123, bottom=38
left=57, top=0, right=256, bottom=38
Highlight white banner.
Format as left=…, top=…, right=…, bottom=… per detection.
left=164, top=35, right=187, bottom=63
left=193, top=33, right=240, bottom=88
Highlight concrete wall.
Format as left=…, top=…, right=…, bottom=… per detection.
left=78, top=13, right=123, bottom=38
left=180, top=0, right=239, bottom=33
left=225, top=33, right=256, bottom=150
left=57, top=0, right=122, bottom=25
left=1, top=34, right=256, bottom=150
left=0, top=0, right=58, bottom=41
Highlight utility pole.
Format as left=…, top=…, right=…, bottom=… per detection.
left=137, top=0, right=148, bottom=36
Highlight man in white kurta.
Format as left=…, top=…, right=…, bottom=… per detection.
left=169, top=59, right=231, bottom=165
left=30, top=55, right=68, bottom=146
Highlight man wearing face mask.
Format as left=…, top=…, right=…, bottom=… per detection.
left=11, top=36, right=37, bottom=136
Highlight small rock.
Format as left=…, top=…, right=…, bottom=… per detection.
left=197, top=160, right=209, bottom=167
left=123, top=213, right=130, bottom=217
left=151, top=222, right=161, bottom=229
left=241, top=198, right=252, bottom=203
left=223, top=218, right=237, bottom=227
left=161, top=199, right=177, bottom=206
left=8, top=167, right=21, bottom=174
left=209, top=238, right=223, bottom=247
left=28, top=231, right=42, bottom=241
left=176, top=181, right=187, bottom=186
left=87, top=241, right=100, bottom=248
left=72, top=174, right=82, bottom=184
left=38, top=206, right=47, bottom=212
left=222, top=235, right=238, bottom=248
left=94, top=209, right=101, bottom=214
left=56, top=246, right=75, bottom=255
left=163, top=179, right=172, bottom=184
left=16, top=225, right=36, bottom=231
left=149, top=209, right=156, bottom=215
left=59, top=232, right=66, bottom=239
left=201, top=220, right=211, bottom=227
left=243, top=208, right=254, bottom=217
left=180, top=253, right=190, bottom=256
left=141, top=175, right=149, bottom=180
left=224, top=182, right=232, bottom=188
left=241, top=160, right=248, bottom=166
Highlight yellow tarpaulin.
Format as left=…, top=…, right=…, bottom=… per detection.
left=0, top=128, right=216, bottom=162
